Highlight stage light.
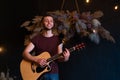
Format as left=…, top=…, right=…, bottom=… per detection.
left=0, top=46, right=6, bottom=54
left=93, top=29, right=96, bottom=33
left=113, top=4, right=119, bottom=12
left=114, top=5, right=119, bottom=10
left=86, top=0, right=90, bottom=3
left=0, top=48, right=2, bottom=52
left=0, top=47, right=4, bottom=53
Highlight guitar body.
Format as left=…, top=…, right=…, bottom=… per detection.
left=20, top=52, right=51, bottom=80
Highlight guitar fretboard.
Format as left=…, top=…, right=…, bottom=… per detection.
left=47, top=42, right=85, bottom=63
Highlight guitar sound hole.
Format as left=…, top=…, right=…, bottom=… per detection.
left=36, top=67, right=45, bottom=73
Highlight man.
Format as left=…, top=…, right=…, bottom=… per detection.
left=22, top=14, right=70, bottom=80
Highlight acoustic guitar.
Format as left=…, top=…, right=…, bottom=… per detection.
left=20, top=42, right=85, bottom=80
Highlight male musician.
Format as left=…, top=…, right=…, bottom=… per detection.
left=22, top=14, right=70, bottom=80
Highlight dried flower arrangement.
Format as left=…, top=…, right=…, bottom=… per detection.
left=20, top=10, right=115, bottom=45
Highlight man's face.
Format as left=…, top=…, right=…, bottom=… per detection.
left=43, top=16, right=54, bottom=30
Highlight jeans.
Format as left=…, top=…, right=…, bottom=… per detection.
left=40, top=73, right=59, bottom=80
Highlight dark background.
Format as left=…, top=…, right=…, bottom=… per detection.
left=0, top=0, right=120, bottom=80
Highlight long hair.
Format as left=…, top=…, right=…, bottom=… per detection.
left=40, top=14, right=59, bottom=36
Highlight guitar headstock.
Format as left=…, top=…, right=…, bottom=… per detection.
left=68, top=42, right=86, bottom=52
left=74, top=42, right=85, bottom=50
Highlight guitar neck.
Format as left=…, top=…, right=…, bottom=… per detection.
left=47, top=43, right=85, bottom=63
left=47, top=53, right=63, bottom=63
